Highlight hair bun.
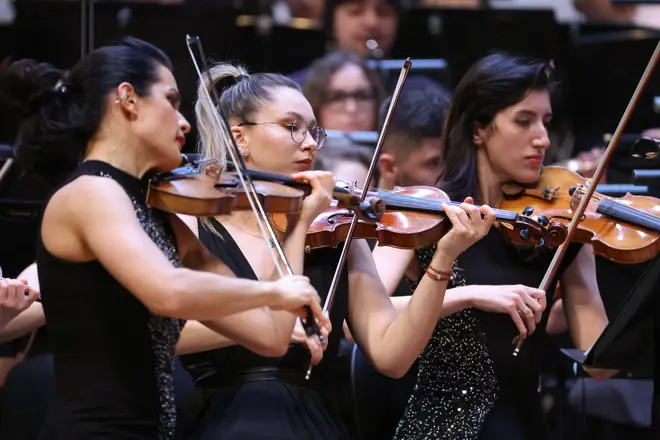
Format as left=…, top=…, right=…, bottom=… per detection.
left=0, top=57, right=65, bottom=110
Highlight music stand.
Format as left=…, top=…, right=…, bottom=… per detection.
left=568, top=253, right=660, bottom=436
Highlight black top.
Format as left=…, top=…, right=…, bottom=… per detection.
left=37, top=161, right=185, bottom=440
left=394, top=229, right=582, bottom=440
left=179, top=218, right=352, bottom=440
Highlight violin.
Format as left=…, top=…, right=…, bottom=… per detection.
left=271, top=183, right=568, bottom=252
left=146, top=156, right=386, bottom=222
left=499, top=166, right=660, bottom=264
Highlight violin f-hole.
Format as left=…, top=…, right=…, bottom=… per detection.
left=326, top=210, right=354, bottom=224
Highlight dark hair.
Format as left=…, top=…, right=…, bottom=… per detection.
left=323, top=0, right=402, bottom=43
left=379, top=83, right=450, bottom=160
left=0, top=37, right=172, bottom=186
left=302, top=50, right=384, bottom=129
left=438, top=52, right=556, bottom=202
left=195, top=62, right=302, bottom=169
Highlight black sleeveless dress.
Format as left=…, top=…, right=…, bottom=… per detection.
left=37, top=161, right=185, bottom=440
left=178, top=219, right=351, bottom=440
left=393, top=229, right=582, bottom=440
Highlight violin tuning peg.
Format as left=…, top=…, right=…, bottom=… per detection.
left=522, top=206, right=534, bottom=216
left=519, top=228, right=530, bottom=241
left=537, top=215, right=550, bottom=227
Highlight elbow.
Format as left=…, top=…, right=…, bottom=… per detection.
left=243, top=332, right=289, bottom=358
left=370, top=352, right=411, bottom=379
left=147, top=275, right=190, bottom=318
left=254, top=341, right=289, bottom=358
left=253, top=327, right=291, bottom=358
left=377, top=363, right=409, bottom=379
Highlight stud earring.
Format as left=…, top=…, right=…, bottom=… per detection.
left=242, top=150, right=250, bottom=158
left=114, top=95, right=129, bottom=104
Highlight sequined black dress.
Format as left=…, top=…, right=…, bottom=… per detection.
left=178, top=219, right=351, bottom=440
left=394, top=229, right=581, bottom=440
left=37, top=161, right=185, bottom=440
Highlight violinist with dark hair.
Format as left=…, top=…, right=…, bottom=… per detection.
left=381, top=53, right=613, bottom=440
left=0, top=37, right=329, bottom=440
left=175, top=61, right=497, bottom=440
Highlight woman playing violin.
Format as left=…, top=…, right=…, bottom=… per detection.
left=175, top=62, right=496, bottom=440
left=0, top=37, right=327, bottom=440
left=387, top=53, right=611, bottom=440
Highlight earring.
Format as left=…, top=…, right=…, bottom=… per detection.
left=114, top=95, right=129, bottom=104
left=242, top=150, right=250, bottom=158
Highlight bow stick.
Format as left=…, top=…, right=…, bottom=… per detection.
left=185, top=35, right=321, bottom=339
left=305, top=58, right=412, bottom=379
left=512, top=39, right=660, bottom=356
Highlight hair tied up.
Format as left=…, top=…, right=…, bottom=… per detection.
left=213, top=73, right=249, bottom=95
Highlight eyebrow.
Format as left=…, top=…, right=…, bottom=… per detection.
left=516, top=109, right=553, bottom=118
left=281, top=111, right=317, bottom=126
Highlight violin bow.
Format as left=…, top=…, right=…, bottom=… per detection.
left=185, top=35, right=321, bottom=340
left=305, top=58, right=412, bottom=379
left=512, top=39, right=660, bottom=356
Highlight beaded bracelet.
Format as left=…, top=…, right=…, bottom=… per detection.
left=425, top=265, right=453, bottom=281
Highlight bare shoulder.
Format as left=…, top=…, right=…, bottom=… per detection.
left=41, top=176, right=139, bottom=261
left=47, top=175, right=132, bottom=217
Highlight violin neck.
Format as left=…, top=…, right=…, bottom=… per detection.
left=597, top=199, right=660, bottom=232
left=374, top=191, right=518, bottom=223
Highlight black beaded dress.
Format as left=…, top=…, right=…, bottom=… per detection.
left=36, top=161, right=185, bottom=440
left=178, top=219, right=352, bottom=440
left=393, top=228, right=581, bottom=440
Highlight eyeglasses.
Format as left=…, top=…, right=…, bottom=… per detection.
left=238, top=120, right=327, bottom=149
left=325, top=89, right=375, bottom=110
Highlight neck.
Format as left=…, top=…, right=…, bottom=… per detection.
left=84, top=137, right=153, bottom=180
left=376, top=175, right=396, bottom=191
left=476, top=151, right=505, bottom=206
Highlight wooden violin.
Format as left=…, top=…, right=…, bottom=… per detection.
left=271, top=182, right=569, bottom=251
left=146, top=156, right=385, bottom=222
left=499, top=166, right=660, bottom=264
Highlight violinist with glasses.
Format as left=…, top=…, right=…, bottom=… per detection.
left=0, top=37, right=328, bottom=440
left=175, top=61, right=497, bottom=440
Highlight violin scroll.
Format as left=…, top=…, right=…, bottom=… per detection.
left=498, top=166, right=660, bottom=264
left=500, top=215, right=568, bottom=252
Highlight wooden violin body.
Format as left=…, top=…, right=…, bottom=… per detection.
left=146, top=158, right=385, bottom=222
left=305, top=186, right=451, bottom=250
left=146, top=160, right=305, bottom=216
left=499, top=166, right=660, bottom=264
left=292, top=185, right=568, bottom=251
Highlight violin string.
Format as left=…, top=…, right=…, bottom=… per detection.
left=599, top=199, right=660, bottom=232
left=352, top=183, right=519, bottom=216
left=357, top=188, right=518, bottom=221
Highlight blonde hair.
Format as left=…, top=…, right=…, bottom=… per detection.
left=194, top=62, right=301, bottom=234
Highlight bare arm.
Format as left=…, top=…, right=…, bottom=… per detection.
left=176, top=320, right=239, bottom=355
left=347, top=240, right=453, bottom=378
left=372, top=246, right=415, bottom=296
left=561, top=244, right=608, bottom=350
left=43, top=176, right=319, bottom=322
left=391, top=286, right=472, bottom=317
